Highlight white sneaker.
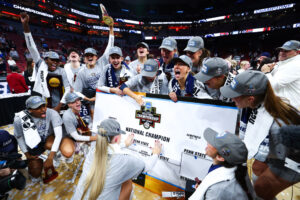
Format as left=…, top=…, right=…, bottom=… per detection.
left=31, top=176, right=42, bottom=183
left=53, top=151, right=62, bottom=168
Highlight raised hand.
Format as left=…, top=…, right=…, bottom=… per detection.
left=20, top=12, right=29, bottom=24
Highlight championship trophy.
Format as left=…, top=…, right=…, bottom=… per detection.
left=100, top=4, right=114, bottom=26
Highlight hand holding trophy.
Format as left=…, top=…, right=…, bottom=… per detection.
left=100, top=4, right=114, bottom=27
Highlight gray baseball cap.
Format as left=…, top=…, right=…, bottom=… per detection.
left=125, top=56, right=131, bottom=61
left=276, top=40, right=300, bottom=51
left=137, top=42, right=149, bottom=50
left=172, top=55, right=192, bottom=68
left=26, top=96, right=46, bottom=109
left=194, top=57, right=229, bottom=82
left=44, top=51, right=59, bottom=60
left=220, top=70, right=268, bottom=98
left=204, top=128, right=248, bottom=165
left=159, top=37, right=177, bottom=51
left=184, top=36, right=204, bottom=52
left=141, top=59, right=159, bottom=77
left=109, top=46, right=123, bottom=57
left=84, top=48, right=97, bottom=56
left=98, top=118, right=126, bottom=138
left=65, top=92, right=81, bottom=104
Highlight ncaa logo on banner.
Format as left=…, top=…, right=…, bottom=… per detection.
left=135, top=102, right=161, bottom=129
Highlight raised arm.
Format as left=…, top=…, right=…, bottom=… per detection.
left=97, top=21, right=115, bottom=65
left=20, top=12, right=41, bottom=64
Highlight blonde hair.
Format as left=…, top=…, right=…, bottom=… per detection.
left=81, top=128, right=111, bottom=200
left=240, top=60, right=249, bottom=69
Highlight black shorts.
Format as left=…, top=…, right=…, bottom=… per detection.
left=27, top=141, right=45, bottom=156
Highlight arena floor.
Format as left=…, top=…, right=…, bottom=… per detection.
left=2, top=124, right=299, bottom=200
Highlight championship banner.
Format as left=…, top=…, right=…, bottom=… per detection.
left=93, top=91, right=238, bottom=189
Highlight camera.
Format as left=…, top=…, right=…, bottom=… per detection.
left=0, top=153, right=27, bottom=199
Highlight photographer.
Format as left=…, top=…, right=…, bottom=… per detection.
left=0, top=130, right=26, bottom=199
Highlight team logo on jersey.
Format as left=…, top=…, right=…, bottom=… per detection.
left=135, top=102, right=161, bottom=129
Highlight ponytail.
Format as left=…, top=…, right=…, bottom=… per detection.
left=235, top=164, right=253, bottom=200
left=81, top=128, right=112, bottom=200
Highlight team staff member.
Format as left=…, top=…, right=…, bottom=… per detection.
left=261, top=40, right=300, bottom=109
left=169, top=55, right=211, bottom=102
left=129, top=42, right=150, bottom=75
left=220, top=70, right=300, bottom=199
left=189, top=128, right=255, bottom=200
left=13, top=96, right=73, bottom=180
left=194, top=57, right=234, bottom=102
left=97, top=47, right=134, bottom=95
left=21, top=12, right=70, bottom=112
left=72, top=118, right=161, bottom=200
left=120, top=59, right=169, bottom=105
left=159, top=37, right=177, bottom=81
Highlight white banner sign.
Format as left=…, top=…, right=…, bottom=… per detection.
left=93, top=92, right=238, bottom=188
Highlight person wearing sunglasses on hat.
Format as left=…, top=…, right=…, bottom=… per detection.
left=72, top=118, right=162, bottom=200
left=261, top=40, right=300, bottom=109
left=20, top=12, right=70, bottom=113
left=189, top=128, right=255, bottom=200
left=168, top=55, right=211, bottom=102
left=220, top=70, right=300, bottom=199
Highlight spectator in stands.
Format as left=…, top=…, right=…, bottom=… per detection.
left=225, top=57, right=238, bottom=75
left=159, top=37, right=177, bottom=81
left=124, top=56, right=131, bottom=65
left=237, top=60, right=251, bottom=74
left=129, top=42, right=149, bottom=75
left=220, top=70, right=300, bottom=199
left=189, top=128, right=255, bottom=200
left=9, top=48, right=19, bottom=60
left=23, top=58, right=35, bottom=89
left=97, top=46, right=134, bottom=95
left=0, top=57, right=6, bottom=76
left=184, top=36, right=210, bottom=74
left=72, top=118, right=161, bottom=200
left=74, top=19, right=114, bottom=118
left=6, top=65, right=28, bottom=93
left=194, top=57, right=234, bottom=102
left=13, top=96, right=73, bottom=182
left=0, top=34, right=6, bottom=44
left=257, top=57, right=273, bottom=71
left=121, top=59, right=169, bottom=105
left=169, top=55, right=211, bottom=102
left=261, top=40, right=300, bottom=109
left=21, top=12, right=70, bottom=112
left=24, top=49, right=32, bottom=60
left=256, top=52, right=271, bottom=70
left=7, top=56, right=16, bottom=67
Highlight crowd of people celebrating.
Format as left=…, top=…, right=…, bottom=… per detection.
left=0, top=11, right=299, bottom=200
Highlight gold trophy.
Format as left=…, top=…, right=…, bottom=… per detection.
left=100, top=4, right=114, bottom=26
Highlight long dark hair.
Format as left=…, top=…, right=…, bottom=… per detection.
left=222, top=161, right=253, bottom=200
left=253, top=81, right=300, bottom=126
